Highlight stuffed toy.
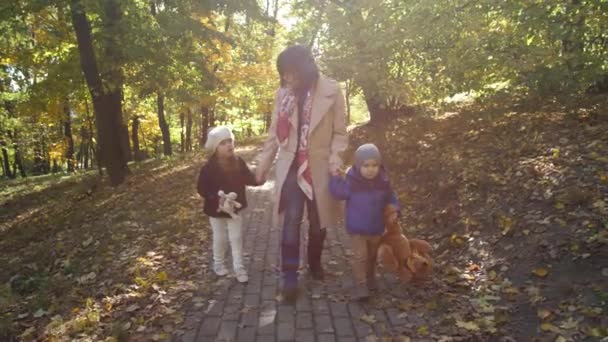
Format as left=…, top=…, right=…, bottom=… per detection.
left=377, top=205, right=433, bottom=283
left=217, top=190, right=242, bottom=218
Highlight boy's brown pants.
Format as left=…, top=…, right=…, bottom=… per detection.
left=350, top=234, right=382, bottom=285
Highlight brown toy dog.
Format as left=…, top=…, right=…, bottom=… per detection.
left=377, top=205, right=433, bottom=283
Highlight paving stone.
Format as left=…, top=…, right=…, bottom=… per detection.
left=204, top=299, right=224, bottom=316
left=243, top=293, right=260, bottom=307
left=334, top=317, right=355, bottom=337
left=256, top=335, right=276, bottom=342
left=261, top=285, right=277, bottom=300
left=236, top=326, right=256, bottom=342
left=329, top=302, right=349, bottom=317
left=296, top=311, right=313, bottom=329
left=241, top=310, right=258, bottom=328
left=277, top=304, right=295, bottom=323
left=198, top=317, right=221, bottom=336
left=277, top=322, right=295, bottom=341
left=317, top=334, right=337, bottom=342
left=314, top=314, right=335, bottom=334
left=222, top=303, right=241, bottom=320
left=216, top=320, right=237, bottom=341
left=353, top=321, right=374, bottom=338
left=295, top=329, right=315, bottom=342
left=337, top=337, right=357, bottom=342
left=295, top=296, right=312, bottom=311
left=312, top=299, right=330, bottom=314
left=347, top=302, right=365, bottom=318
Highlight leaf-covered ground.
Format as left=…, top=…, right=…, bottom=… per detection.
left=347, top=98, right=608, bottom=340
left=0, top=142, right=262, bottom=341
left=1, top=99, right=607, bottom=341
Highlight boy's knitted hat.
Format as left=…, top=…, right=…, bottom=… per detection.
left=354, top=143, right=382, bottom=168
left=205, top=126, right=234, bottom=153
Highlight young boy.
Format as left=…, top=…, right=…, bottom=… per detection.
left=329, top=143, right=401, bottom=300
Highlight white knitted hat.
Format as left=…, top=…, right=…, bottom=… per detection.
left=204, top=126, right=234, bottom=153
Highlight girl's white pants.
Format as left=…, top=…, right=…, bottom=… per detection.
left=209, top=216, right=244, bottom=272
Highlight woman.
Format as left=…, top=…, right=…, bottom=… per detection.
left=255, top=45, right=348, bottom=303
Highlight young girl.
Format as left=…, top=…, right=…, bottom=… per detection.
left=329, top=143, right=400, bottom=300
left=197, top=126, right=259, bottom=283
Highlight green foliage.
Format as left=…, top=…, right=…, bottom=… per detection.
left=289, top=0, right=608, bottom=109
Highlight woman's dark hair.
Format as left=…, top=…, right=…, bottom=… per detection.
left=276, top=45, right=319, bottom=90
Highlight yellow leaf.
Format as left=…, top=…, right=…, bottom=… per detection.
left=156, top=271, right=168, bottom=283
left=532, top=267, right=549, bottom=278
left=456, top=320, right=480, bottom=331
left=488, top=270, right=497, bottom=281
left=555, top=202, right=565, bottom=210
left=502, top=286, right=520, bottom=295
left=555, top=336, right=567, bottom=342
left=417, top=325, right=429, bottom=335
left=450, top=234, right=465, bottom=247
left=541, top=323, right=561, bottom=333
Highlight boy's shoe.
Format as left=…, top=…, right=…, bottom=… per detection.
left=235, top=269, right=249, bottom=283
left=353, top=285, right=370, bottom=302
left=213, top=264, right=229, bottom=276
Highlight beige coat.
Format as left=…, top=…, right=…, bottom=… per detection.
left=256, top=75, right=348, bottom=228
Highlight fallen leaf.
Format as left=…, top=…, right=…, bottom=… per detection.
left=456, top=320, right=480, bottom=331
left=417, top=325, right=429, bottom=335
left=33, top=309, right=48, bottom=318
left=532, top=267, right=549, bottom=278
left=156, top=271, right=168, bottom=283
left=360, top=314, right=376, bottom=325
left=126, top=304, right=140, bottom=312
left=559, top=317, right=579, bottom=330
left=540, top=323, right=561, bottom=333
left=537, top=308, right=552, bottom=320
left=82, top=236, right=94, bottom=247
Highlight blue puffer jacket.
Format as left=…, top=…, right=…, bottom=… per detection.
left=329, top=166, right=401, bottom=236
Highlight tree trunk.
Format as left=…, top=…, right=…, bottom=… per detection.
left=362, top=86, right=388, bottom=124
left=70, top=0, right=128, bottom=185
left=64, top=101, right=75, bottom=172
left=156, top=92, right=172, bottom=156
left=180, top=111, right=185, bottom=152
left=1, top=140, right=12, bottom=178
left=186, top=108, right=193, bottom=151
left=13, top=143, right=26, bottom=178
